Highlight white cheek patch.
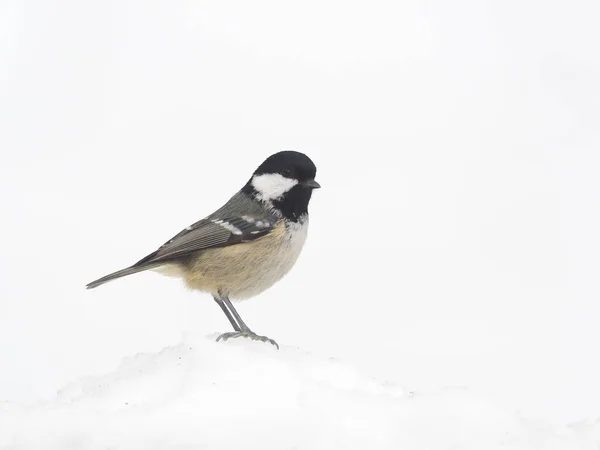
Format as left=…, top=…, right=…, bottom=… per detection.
left=251, top=173, right=298, bottom=201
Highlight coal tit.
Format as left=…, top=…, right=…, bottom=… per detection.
left=86, top=151, right=320, bottom=349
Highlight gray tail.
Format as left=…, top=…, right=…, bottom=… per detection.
left=86, top=264, right=160, bottom=289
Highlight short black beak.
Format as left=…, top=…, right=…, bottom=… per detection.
left=301, top=179, right=321, bottom=189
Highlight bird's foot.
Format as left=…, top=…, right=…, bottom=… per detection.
left=216, top=330, right=279, bottom=350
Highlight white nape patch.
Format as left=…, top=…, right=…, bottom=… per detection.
left=251, top=173, right=298, bottom=201
left=211, top=219, right=242, bottom=235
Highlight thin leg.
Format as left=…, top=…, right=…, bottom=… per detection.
left=222, top=296, right=250, bottom=331
left=216, top=295, right=279, bottom=349
left=213, top=294, right=240, bottom=331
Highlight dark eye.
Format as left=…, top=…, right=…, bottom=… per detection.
left=282, top=168, right=292, bottom=177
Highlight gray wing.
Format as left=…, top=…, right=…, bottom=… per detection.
left=86, top=193, right=277, bottom=289
left=135, top=214, right=276, bottom=265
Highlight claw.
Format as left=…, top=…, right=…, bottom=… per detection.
left=216, top=330, right=279, bottom=349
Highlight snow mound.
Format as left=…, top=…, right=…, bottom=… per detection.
left=1, top=334, right=598, bottom=450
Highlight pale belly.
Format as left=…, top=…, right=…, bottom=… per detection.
left=155, top=220, right=309, bottom=300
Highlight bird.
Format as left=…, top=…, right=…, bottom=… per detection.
left=86, top=151, right=320, bottom=349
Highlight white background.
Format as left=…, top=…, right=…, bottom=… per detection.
left=1, top=0, right=599, bottom=425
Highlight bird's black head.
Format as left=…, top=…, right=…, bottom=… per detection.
left=242, top=151, right=320, bottom=222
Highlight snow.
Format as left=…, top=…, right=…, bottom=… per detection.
left=2, top=0, right=600, bottom=445
left=1, top=335, right=598, bottom=450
